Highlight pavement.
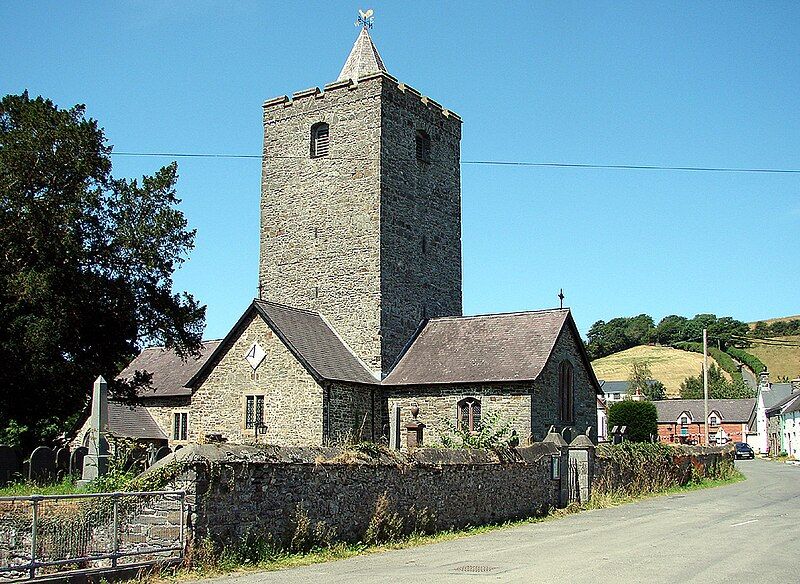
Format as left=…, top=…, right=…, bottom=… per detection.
left=197, top=459, right=800, bottom=583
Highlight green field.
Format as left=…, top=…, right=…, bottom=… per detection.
left=591, top=345, right=731, bottom=397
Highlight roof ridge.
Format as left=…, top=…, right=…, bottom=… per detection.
left=254, top=298, right=321, bottom=317
left=429, top=307, right=570, bottom=322
left=140, top=338, right=223, bottom=351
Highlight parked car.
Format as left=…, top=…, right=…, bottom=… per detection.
left=734, top=442, right=755, bottom=459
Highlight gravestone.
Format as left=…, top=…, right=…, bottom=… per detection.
left=70, top=447, right=88, bottom=476
left=0, top=445, right=20, bottom=486
left=80, top=376, right=110, bottom=484
left=154, top=446, right=172, bottom=463
left=28, top=446, right=56, bottom=483
left=55, top=447, right=71, bottom=475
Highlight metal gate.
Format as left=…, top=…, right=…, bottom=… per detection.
left=0, top=490, right=185, bottom=581
left=568, top=458, right=581, bottom=504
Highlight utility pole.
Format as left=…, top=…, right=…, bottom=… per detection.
left=703, top=328, right=709, bottom=446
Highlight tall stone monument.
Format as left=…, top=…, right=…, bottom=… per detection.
left=79, top=376, right=110, bottom=484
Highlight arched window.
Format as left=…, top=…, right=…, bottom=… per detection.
left=457, top=397, right=481, bottom=432
left=559, top=361, right=574, bottom=423
left=415, top=129, right=431, bottom=163
left=310, top=122, right=330, bottom=158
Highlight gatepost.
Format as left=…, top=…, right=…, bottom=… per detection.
left=568, top=432, right=596, bottom=504
left=543, top=427, right=569, bottom=507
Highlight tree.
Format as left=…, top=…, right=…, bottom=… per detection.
left=679, top=364, right=754, bottom=400
left=654, top=315, right=689, bottom=346
left=627, top=360, right=666, bottom=401
left=607, top=400, right=658, bottom=443
left=0, top=92, right=205, bottom=449
left=586, top=314, right=656, bottom=360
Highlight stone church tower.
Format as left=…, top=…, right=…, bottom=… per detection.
left=259, top=27, right=462, bottom=375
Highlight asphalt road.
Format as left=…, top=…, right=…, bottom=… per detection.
left=198, top=459, right=799, bottom=583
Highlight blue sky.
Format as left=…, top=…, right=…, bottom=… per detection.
left=2, top=1, right=798, bottom=339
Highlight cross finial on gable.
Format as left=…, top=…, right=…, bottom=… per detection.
left=558, top=289, right=565, bottom=309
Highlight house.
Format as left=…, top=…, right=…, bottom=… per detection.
left=750, top=369, right=795, bottom=454
left=78, top=26, right=602, bottom=450
left=654, top=399, right=755, bottom=445
left=599, top=379, right=661, bottom=403
left=764, top=379, right=800, bottom=457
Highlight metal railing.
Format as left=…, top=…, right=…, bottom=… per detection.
left=0, top=490, right=185, bottom=581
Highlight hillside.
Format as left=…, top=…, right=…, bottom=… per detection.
left=749, top=316, right=800, bottom=329
left=591, top=345, right=732, bottom=397
left=745, top=337, right=800, bottom=380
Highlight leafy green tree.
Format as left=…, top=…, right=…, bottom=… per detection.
left=679, top=364, right=754, bottom=399
left=627, top=360, right=666, bottom=401
left=587, top=314, right=655, bottom=360
left=0, top=92, right=205, bottom=449
left=654, top=315, right=689, bottom=345
left=607, top=400, right=658, bottom=443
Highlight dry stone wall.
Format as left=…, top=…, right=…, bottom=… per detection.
left=155, top=443, right=561, bottom=545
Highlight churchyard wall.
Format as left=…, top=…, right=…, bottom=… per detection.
left=150, top=442, right=563, bottom=545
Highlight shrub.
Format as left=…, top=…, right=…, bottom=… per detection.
left=607, top=400, right=657, bottom=443
left=436, top=411, right=516, bottom=450
left=593, top=442, right=679, bottom=496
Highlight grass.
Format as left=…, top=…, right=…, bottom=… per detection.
left=591, top=345, right=732, bottom=397
left=744, top=336, right=800, bottom=381
left=0, top=476, right=85, bottom=497
left=749, top=316, right=800, bottom=329
left=136, top=470, right=744, bottom=583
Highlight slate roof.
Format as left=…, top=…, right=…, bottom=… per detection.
left=382, top=308, right=601, bottom=390
left=118, top=339, right=222, bottom=398
left=765, top=388, right=800, bottom=416
left=253, top=300, right=378, bottom=385
left=599, top=379, right=659, bottom=397
left=337, top=27, right=387, bottom=82
left=188, top=300, right=378, bottom=387
left=107, top=401, right=167, bottom=440
left=654, top=399, right=756, bottom=423
left=761, top=383, right=793, bottom=410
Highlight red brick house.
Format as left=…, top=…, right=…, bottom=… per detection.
left=655, top=399, right=755, bottom=445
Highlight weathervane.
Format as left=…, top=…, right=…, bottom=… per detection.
left=558, top=289, right=565, bottom=309
left=356, top=8, right=374, bottom=29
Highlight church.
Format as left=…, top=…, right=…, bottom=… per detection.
left=80, top=26, right=601, bottom=450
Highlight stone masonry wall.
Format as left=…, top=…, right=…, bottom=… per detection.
left=260, top=78, right=384, bottom=372
left=385, top=324, right=599, bottom=446
left=379, top=82, right=463, bottom=373
left=190, top=314, right=324, bottom=446
left=158, top=443, right=561, bottom=545
left=259, top=73, right=463, bottom=374
left=326, top=382, right=381, bottom=445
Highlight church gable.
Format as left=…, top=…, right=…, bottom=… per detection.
left=189, top=309, right=324, bottom=446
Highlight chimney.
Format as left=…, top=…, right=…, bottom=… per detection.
left=792, top=378, right=800, bottom=395
left=759, top=368, right=770, bottom=390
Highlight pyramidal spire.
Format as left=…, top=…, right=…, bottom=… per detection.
left=337, top=27, right=387, bottom=82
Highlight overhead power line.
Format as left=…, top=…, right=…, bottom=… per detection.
left=109, top=152, right=800, bottom=174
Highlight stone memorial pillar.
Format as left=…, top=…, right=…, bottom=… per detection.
left=80, top=376, right=110, bottom=485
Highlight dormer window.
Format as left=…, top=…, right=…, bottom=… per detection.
left=311, top=122, right=330, bottom=158
left=415, top=130, right=431, bottom=163
left=709, top=415, right=719, bottom=427
left=680, top=416, right=689, bottom=426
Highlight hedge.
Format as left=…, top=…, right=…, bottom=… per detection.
left=672, top=341, right=743, bottom=383
left=725, top=347, right=766, bottom=376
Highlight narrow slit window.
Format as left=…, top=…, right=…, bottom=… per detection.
left=415, top=129, right=431, bottom=163
left=311, top=122, right=330, bottom=158
left=559, top=361, right=574, bottom=423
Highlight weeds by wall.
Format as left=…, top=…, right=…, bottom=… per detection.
left=593, top=442, right=735, bottom=497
